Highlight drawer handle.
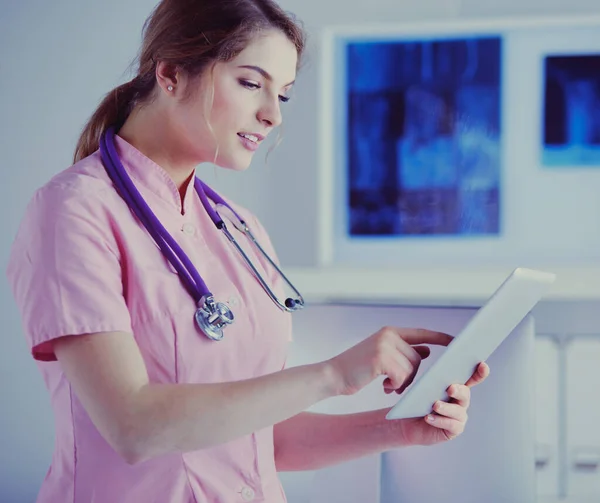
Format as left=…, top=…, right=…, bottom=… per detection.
left=572, top=449, right=600, bottom=471
left=535, top=443, right=552, bottom=470
left=574, top=460, right=599, bottom=471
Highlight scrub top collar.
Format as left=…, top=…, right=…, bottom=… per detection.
left=111, top=133, right=198, bottom=215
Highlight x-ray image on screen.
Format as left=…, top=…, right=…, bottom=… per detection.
left=543, top=54, right=600, bottom=167
left=346, top=37, right=502, bottom=237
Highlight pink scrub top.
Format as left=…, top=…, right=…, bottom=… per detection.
left=6, top=134, right=293, bottom=503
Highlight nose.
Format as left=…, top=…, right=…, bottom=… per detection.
left=257, top=95, right=282, bottom=129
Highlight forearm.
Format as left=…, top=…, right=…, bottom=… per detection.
left=127, top=363, right=337, bottom=463
left=273, top=408, right=407, bottom=472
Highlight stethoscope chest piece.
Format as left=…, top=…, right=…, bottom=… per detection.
left=194, top=295, right=235, bottom=341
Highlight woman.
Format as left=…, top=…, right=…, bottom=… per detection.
left=6, top=0, right=489, bottom=501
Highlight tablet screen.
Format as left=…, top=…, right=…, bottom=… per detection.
left=386, top=268, right=556, bottom=420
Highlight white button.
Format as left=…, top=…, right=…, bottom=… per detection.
left=182, top=223, right=195, bottom=236
left=240, top=486, right=255, bottom=501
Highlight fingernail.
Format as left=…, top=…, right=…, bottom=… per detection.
left=427, top=415, right=435, bottom=422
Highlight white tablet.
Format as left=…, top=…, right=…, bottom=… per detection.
left=385, top=267, right=556, bottom=420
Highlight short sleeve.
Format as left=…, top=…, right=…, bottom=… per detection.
left=5, top=185, right=133, bottom=362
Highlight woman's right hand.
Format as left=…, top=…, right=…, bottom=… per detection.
left=325, top=327, right=454, bottom=396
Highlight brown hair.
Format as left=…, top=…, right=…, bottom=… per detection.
left=73, top=0, right=306, bottom=163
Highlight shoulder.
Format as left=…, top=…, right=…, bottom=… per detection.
left=12, top=151, right=126, bottom=265
left=45, top=150, right=117, bottom=196
left=24, top=151, right=122, bottom=225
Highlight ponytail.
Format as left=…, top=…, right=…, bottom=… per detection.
left=73, top=79, right=139, bottom=164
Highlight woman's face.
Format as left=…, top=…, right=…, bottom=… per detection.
left=171, top=29, right=298, bottom=171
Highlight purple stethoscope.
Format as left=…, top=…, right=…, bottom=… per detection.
left=99, top=126, right=304, bottom=341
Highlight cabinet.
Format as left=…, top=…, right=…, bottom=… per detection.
left=534, top=333, right=600, bottom=502
left=565, top=337, right=600, bottom=499
left=535, top=335, right=561, bottom=498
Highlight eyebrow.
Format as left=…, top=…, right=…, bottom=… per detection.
left=237, top=65, right=295, bottom=87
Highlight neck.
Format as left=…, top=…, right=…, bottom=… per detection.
left=117, top=106, right=196, bottom=192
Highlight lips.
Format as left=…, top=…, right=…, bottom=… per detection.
left=237, top=132, right=265, bottom=144
left=237, top=132, right=262, bottom=152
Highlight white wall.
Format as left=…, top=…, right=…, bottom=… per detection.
left=2, top=0, right=600, bottom=502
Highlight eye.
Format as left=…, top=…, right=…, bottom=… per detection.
left=240, top=78, right=291, bottom=103
left=239, top=79, right=260, bottom=90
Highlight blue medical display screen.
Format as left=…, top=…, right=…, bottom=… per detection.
left=344, top=37, right=502, bottom=237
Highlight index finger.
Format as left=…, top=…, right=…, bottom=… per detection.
left=399, top=328, right=454, bottom=347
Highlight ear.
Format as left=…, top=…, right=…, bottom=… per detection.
left=155, top=60, right=180, bottom=94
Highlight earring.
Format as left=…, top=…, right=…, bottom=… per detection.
left=167, top=85, right=174, bottom=92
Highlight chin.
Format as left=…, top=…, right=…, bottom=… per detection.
left=215, top=153, right=253, bottom=172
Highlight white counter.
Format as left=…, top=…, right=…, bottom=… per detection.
left=285, top=266, right=600, bottom=307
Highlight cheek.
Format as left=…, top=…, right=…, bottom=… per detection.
left=210, top=100, right=237, bottom=133
left=211, top=83, right=253, bottom=130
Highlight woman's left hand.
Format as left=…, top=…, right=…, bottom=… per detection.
left=397, top=362, right=490, bottom=446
